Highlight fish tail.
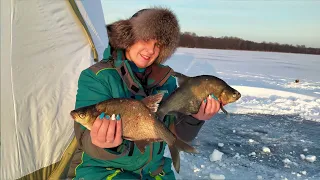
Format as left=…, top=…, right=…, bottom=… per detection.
left=168, top=145, right=180, bottom=173
left=168, top=138, right=198, bottom=173
left=175, top=137, right=198, bottom=154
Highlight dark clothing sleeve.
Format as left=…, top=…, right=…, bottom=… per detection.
left=174, top=112, right=205, bottom=142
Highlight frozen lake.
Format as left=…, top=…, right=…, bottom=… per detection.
left=163, top=48, right=320, bottom=180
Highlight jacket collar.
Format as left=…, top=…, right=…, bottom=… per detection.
left=108, top=48, right=173, bottom=96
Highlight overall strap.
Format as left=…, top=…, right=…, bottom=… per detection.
left=115, top=61, right=148, bottom=97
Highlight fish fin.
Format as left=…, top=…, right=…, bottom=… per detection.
left=155, top=109, right=168, bottom=122
left=175, top=137, right=198, bottom=154
left=169, top=111, right=185, bottom=126
left=156, top=112, right=164, bottom=122
left=134, top=140, right=151, bottom=154
left=171, top=71, right=190, bottom=86
left=220, top=103, right=229, bottom=116
left=169, top=145, right=180, bottom=173
left=168, top=138, right=198, bottom=173
left=156, top=110, right=177, bottom=122
left=167, top=111, right=178, bottom=118
left=141, top=93, right=164, bottom=113
left=220, top=104, right=230, bottom=118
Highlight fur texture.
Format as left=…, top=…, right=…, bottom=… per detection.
left=107, top=7, right=180, bottom=64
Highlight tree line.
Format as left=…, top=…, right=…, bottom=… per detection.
left=179, top=32, right=320, bottom=55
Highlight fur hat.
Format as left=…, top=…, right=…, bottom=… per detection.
left=107, top=7, right=180, bottom=64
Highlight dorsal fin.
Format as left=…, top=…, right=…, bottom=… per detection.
left=141, top=93, right=164, bottom=112
left=171, top=71, right=190, bottom=86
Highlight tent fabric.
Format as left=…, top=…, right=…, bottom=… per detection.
left=18, top=137, right=78, bottom=180
left=0, top=0, right=109, bottom=179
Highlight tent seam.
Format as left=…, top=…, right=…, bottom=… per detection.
left=10, top=0, right=23, bottom=176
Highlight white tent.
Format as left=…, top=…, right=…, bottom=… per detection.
left=1, top=0, right=109, bottom=179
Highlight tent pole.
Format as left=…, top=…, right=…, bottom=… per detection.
left=48, top=137, right=78, bottom=180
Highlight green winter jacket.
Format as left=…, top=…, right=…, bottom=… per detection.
left=70, top=49, right=205, bottom=180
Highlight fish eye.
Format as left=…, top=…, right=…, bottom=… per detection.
left=232, top=94, right=237, bottom=98
left=79, top=113, right=86, bottom=119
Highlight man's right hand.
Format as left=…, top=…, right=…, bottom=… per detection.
left=90, top=113, right=123, bottom=148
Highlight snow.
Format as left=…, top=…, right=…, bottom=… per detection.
left=301, top=171, right=307, bottom=175
left=262, top=146, right=271, bottom=153
left=163, top=48, right=320, bottom=180
left=218, top=143, right=224, bottom=147
left=305, top=155, right=317, bottom=163
left=209, top=173, right=226, bottom=180
left=210, top=149, right=224, bottom=162
left=257, top=175, right=263, bottom=180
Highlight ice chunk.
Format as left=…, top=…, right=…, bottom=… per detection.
left=303, top=148, right=308, bottom=152
left=249, top=152, right=256, bottom=156
left=218, top=143, right=224, bottom=147
left=300, top=171, right=307, bottom=175
left=262, top=146, right=271, bottom=153
left=210, top=149, right=224, bottom=162
left=209, top=173, right=225, bottom=180
left=248, top=139, right=255, bottom=143
left=283, top=158, right=291, bottom=164
left=305, top=155, right=316, bottom=162
left=257, top=175, right=263, bottom=179
left=300, top=154, right=306, bottom=160
left=193, top=167, right=200, bottom=173
left=233, top=153, right=241, bottom=159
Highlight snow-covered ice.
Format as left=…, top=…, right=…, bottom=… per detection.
left=305, top=155, right=317, bottom=163
left=209, top=173, right=225, bottom=180
left=262, top=146, right=271, bottom=153
left=163, top=48, right=320, bottom=180
left=210, top=149, right=224, bottom=162
left=218, top=143, right=224, bottom=147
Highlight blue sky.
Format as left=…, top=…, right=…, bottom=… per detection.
left=101, top=0, right=320, bottom=48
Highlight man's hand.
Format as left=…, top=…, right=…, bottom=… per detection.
left=90, top=113, right=123, bottom=148
left=192, top=94, right=220, bottom=120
